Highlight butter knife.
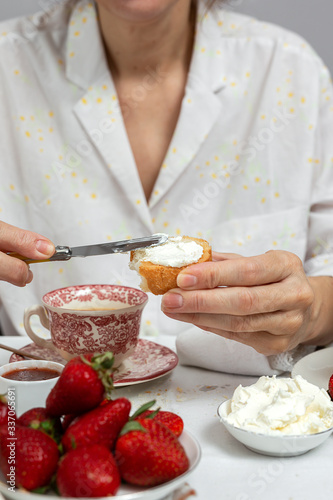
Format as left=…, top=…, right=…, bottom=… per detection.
left=8, top=234, right=168, bottom=264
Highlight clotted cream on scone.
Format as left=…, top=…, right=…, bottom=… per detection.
left=129, top=235, right=212, bottom=295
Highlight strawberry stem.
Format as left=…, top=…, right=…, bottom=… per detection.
left=91, top=352, right=115, bottom=370
left=31, top=486, right=52, bottom=494
left=144, top=408, right=161, bottom=419
left=119, top=420, right=147, bottom=436
left=129, top=400, right=157, bottom=420
left=81, top=352, right=115, bottom=397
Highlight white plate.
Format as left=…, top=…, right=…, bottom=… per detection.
left=292, top=347, right=333, bottom=390
left=0, top=430, right=201, bottom=500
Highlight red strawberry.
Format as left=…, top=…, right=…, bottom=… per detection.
left=57, top=444, right=120, bottom=497
left=329, top=374, right=333, bottom=401
left=137, top=410, right=184, bottom=437
left=62, top=413, right=76, bottom=432
left=62, top=398, right=131, bottom=452
left=130, top=400, right=184, bottom=437
left=46, top=352, right=115, bottom=416
left=17, top=407, right=63, bottom=443
left=115, top=418, right=189, bottom=486
left=0, top=424, right=59, bottom=490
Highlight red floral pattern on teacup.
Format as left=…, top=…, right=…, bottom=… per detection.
left=46, top=309, right=144, bottom=356
left=51, top=313, right=93, bottom=336
left=88, top=316, right=113, bottom=327
left=43, top=284, right=147, bottom=309
left=40, top=285, right=148, bottom=365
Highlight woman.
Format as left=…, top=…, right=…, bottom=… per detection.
left=0, top=0, right=332, bottom=374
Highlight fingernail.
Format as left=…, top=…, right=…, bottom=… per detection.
left=177, top=274, right=197, bottom=288
left=36, top=240, right=54, bottom=256
left=25, top=269, right=33, bottom=284
left=162, top=293, right=183, bottom=309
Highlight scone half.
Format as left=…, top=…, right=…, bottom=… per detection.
left=130, top=236, right=212, bottom=295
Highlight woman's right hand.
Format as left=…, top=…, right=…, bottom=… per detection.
left=0, top=221, right=55, bottom=286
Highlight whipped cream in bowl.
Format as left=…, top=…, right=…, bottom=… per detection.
left=217, top=375, right=333, bottom=457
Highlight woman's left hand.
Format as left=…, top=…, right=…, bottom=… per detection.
left=161, top=250, right=333, bottom=355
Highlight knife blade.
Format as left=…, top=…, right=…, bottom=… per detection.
left=8, top=234, right=168, bottom=264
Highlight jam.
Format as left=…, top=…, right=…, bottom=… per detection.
left=2, top=367, right=60, bottom=381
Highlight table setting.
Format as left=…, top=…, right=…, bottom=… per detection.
left=0, top=331, right=332, bottom=500
left=0, top=235, right=332, bottom=500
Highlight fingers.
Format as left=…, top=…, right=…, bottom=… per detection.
left=0, top=221, right=54, bottom=286
left=162, top=276, right=311, bottom=316
left=163, top=310, right=300, bottom=355
left=212, top=251, right=242, bottom=262
left=0, top=252, right=33, bottom=287
left=165, top=250, right=314, bottom=356
left=0, top=221, right=55, bottom=259
left=177, top=250, right=303, bottom=290
left=162, top=308, right=302, bottom=338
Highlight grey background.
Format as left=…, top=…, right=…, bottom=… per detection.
left=0, top=0, right=332, bottom=73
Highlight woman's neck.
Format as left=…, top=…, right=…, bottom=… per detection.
left=96, top=1, right=195, bottom=79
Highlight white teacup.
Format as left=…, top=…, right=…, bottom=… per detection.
left=24, top=284, right=148, bottom=367
left=0, top=360, right=63, bottom=417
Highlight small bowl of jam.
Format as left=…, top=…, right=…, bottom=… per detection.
left=0, top=360, right=63, bottom=417
left=3, top=366, right=60, bottom=382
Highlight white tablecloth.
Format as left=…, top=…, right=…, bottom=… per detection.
left=0, top=335, right=331, bottom=500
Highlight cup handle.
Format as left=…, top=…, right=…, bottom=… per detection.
left=23, top=305, right=57, bottom=352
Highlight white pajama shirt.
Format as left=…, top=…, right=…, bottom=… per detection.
left=0, top=0, right=332, bottom=374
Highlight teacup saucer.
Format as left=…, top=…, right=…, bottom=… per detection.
left=9, top=339, right=178, bottom=387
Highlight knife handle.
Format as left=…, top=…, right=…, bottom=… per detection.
left=7, top=246, right=72, bottom=264
left=7, top=253, right=51, bottom=264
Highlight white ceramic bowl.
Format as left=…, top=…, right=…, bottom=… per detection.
left=218, top=399, right=333, bottom=457
left=0, top=360, right=63, bottom=417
